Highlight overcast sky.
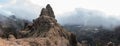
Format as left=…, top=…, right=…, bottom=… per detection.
left=0, top=0, right=120, bottom=16
left=0, top=0, right=120, bottom=27
left=30, top=0, right=120, bottom=16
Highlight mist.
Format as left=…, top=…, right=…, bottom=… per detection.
left=57, top=8, right=120, bottom=28
left=0, top=0, right=41, bottom=21
left=0, top=0, right=120, bottom=29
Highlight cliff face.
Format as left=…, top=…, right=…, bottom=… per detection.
left=0, top=4, right=79, bottom=46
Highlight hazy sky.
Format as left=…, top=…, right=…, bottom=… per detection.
left=30, top=0, right=120, bottom=16
left=0, top=0, right=120, bottom=17
left=29, top=0, right=120, bottom=16
left=0, top=0, right=120, bottom=27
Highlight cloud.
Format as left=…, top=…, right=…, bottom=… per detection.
left=0, top=0, right=120, bottom=28
left=0, top=0, right=41, bottom=21
left=0, top=0, right=10, bottom=4
left=0, top=0, right=16, bottom=7
left=57, top=8, right=120, bottom=28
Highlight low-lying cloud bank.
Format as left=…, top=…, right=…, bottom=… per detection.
left=0, top=0, right=41, bottom=21
left=57, top=8, right=120, bottom=28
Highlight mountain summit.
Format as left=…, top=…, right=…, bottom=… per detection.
left=21, top=4, right=78, bottom=46
left=0, top=4, right=79, bottom=46
left=40, top=4, right=55, bottom=18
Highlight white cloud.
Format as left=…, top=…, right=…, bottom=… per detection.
left=0, top=0, right=41, bottom=20
left=1, top=0, right=120, bottom=16
left=1, top=0, right=120, bottom=21
left=0, top=9, right=14, bottom=16
left=29, top=0, right=81, bottom=15
left=29, top=0, right=120, bottom=17
left=0, top=0, right=120, bottom=28
left=0, top=5, right=2, bottom=8
left=57, top=8, right=120, bottom=28
left=0, top=0, right=16, bottom=7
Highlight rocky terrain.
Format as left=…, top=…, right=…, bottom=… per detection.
left=64, top=24, right=120, bottom=46
left=1, top=4, right=119, bottom=46
left=0, top=4, right=80, bottom=46
left=0, top=14, right=30, bottom=38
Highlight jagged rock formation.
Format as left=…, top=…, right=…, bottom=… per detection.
left=40, top=4, right=55, bottom=18
left=20, top=4, right=78, bottom=46
left=0, top=4, right=79, bottom=46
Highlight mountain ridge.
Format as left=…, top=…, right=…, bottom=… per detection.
left=0, top=4, right=79, bottom=46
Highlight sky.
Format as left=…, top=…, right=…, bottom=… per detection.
left=0, top=0, right=120, bottom=16
left=0, top=0, right=10, bottom=3
left=0, top=0, right=120, bottom=27
left=29, top=0, right=120, bottom=17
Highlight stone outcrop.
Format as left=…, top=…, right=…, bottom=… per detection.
left=20, top=4, right=78, bottom=46
left=40, top=4, right=55, bottom=18
left=0, top=4, right=80, bottom=46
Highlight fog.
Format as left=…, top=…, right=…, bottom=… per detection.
left=57, top=8, right=120, bottom=28
left=0, top=0, right=120, bottom=28
left=0, top=0, right=41, bottom=21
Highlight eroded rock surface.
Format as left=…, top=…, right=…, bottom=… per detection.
left=0, top=4, right=80, bottom=46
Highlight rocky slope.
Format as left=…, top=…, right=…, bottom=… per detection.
left=0, top=15, right=30, bottom=38
left=0, top=4, right=80, bottom=46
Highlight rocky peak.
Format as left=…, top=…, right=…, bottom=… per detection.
left=25, top=4, right=60, bottom=37
left=40, top=4, right=55, bottom=18
left=19, top=4, right=78, bottom=46
left=46, top=4, right=55, bottom=18
left=0, top=4, right=79, bottom=46
left=40, top=8, right=48, bottom=16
